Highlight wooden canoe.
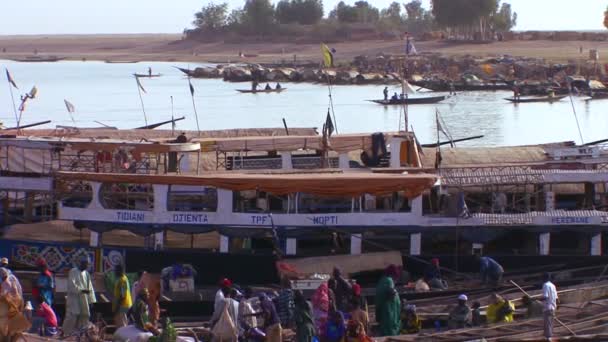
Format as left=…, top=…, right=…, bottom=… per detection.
left=370, top=95, right=447, bottom=105
left=134, top=73, right=162, bottom=78
left=505, top=95, right=567, bottom=103
left=237, top=88, right=287, bottom=94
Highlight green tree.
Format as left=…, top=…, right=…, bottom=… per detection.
left=380, top=2, right=403, bottom=27
left=276, top=0, right=323, bottom=25
left=242, top=0, right=276, bottom=34
left=491, top=2, right=517, bottom=31
left=192, top=3, right=228, bottom=31
left=404, top=0, right=424, bottom=21
left=354, top=1, right=380, bottom=23
left=330, top=1, right=359, bottom=23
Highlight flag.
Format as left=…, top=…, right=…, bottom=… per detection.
left=457, top=192, right=471, bottom=219
left=321, top=43, right=334, bottom=68
left=405, top=37, right=418, bottom=56
left=5, top=69, right=17, bottom=89
left=188, top=79, right=195, bottom=96
left=64, top=99, right=75, bottom=113
left=135, top=76, right=146, bottom=94
left=324, top=109, right=334, bottom=138
left=29, top=86, right=38, bottom=99
left=435, top=110, right=453, bottom=146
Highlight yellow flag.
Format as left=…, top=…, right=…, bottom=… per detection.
left=321, top=43, right=334, bottom=68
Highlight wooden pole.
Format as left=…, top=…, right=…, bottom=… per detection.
left=324, top=72, right=339, bottom=134
left=509, top=280, right=577, bottom=336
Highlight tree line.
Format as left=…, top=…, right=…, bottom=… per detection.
left=188, top=0, right=516, bottom=39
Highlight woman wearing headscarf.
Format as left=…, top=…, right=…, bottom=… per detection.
left=311, top=283, right=330, bottom=335
left=33, top=258, right=54, bottom=306
left=375, top=265, right=401, bottom=336
left=293, top=290, right=315, bottom=342
left=0, top=267, right=27, bottom=340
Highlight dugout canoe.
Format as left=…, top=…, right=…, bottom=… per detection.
left=505, top=95, right=567, bottom=103
left=236, top=88, right=287, bottom=94
left=369, top=95, right=447, bottom=105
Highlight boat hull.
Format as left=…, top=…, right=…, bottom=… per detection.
left=236, top=88, right=287, bottom=94
left=370, top=95, right=447, bottom=105
left=505, top=95, right=567, bottom=103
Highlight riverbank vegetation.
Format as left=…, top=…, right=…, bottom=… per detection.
left=185, top=0, right=517, bottom=43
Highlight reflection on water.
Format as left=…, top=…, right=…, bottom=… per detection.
left=1, top=60, right=607, bottom=147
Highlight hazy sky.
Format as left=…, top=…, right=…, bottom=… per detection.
left=1, top=0, right=606, bottom=35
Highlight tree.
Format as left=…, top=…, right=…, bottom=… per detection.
left=330, top=1, right=359, bottom=23
left=276, top=0, right=323, bottom=25
left=380, top=2, right=403, bottom=27
left=404, top=0, right=424, bottom=21
left=192, top=3, right=228, bottom=31
left=242, top=0, right=276, bottom=34
left=354, top=1, right=380, bottom=23
left=491, top=2, right=517, bottom=31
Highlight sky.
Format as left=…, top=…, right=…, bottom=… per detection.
left=0, top=0, right=606, bottom=35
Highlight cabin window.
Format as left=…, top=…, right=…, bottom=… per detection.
left=167, top=185, right=217, bottom=212
left=99, top=183, right=154, bottom=211
left=60, top=181, right=93, bottom=208
left=363, top=193, right=411, bottom=212
left=233, top=190, right=291, bottom=213
left=297, top=193, right=357, bottom=213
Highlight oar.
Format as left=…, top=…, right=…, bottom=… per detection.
left=509, top=280, right=576, bottom=336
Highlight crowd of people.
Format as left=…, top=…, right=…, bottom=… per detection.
left=0, top=254, right=562, bottom=341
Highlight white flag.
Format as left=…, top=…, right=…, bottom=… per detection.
left=64, top=99, right=76, bottom=113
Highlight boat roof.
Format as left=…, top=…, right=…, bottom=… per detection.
left=198, top=132, right=415, bottom=153
left=57, top=170, right=437, bottom=197
left=0, top=136, right=201, bottom=153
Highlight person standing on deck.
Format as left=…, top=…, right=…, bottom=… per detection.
left=214, top=278, right=233, bottom=320
left=477, top=256, right=504, bottom=287
left=34, top=257, right=54, bottom=306
left=63, top=256, right=96, bottom=335
left=148, top=67, right=152, bottom=77
left=541, top=273, right=558, bottom=341
left=375, top=265, right=401, bottom=336
left=112, top=265, right=132, bottom=328
left=383, top=87, right=389, bottom=101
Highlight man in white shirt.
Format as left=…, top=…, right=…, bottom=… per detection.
left=542, top=273, right=558, bottom=341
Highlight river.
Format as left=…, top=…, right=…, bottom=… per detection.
left=1, top=60, right=605, bottom=147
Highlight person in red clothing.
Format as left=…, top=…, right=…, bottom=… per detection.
left=29, top=297, right=58, bottom=336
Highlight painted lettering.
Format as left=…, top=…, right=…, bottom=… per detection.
left=116, top=211, right=145, bottom=222
left=309, top=216, right=339, bottom=225
left=550, top=217, right=590, bottom=225
left=250, top=216, right=268, bottom=225
left=172, top=213, right=209, bottom=224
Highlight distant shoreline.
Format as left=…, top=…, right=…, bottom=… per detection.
left=1, top=34, right=607, bottom=64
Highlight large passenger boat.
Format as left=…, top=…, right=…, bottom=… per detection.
left=2, top=131, right=607, bottom=261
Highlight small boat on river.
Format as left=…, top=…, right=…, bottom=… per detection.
left=133, top=73, right=162, bottom=78
left=505, top=95, right=567, bottom=103
left=369, top=95, right=447, bottom=105
left=236, top=88, right=287, bottom=94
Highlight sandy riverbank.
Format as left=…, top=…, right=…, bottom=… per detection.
left=1, top=34, right=607, bottom=64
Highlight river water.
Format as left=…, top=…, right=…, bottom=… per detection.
left=1, top=60, right=606, bottom=147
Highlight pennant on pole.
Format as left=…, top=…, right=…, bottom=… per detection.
left=64, top=99, right=76, bottom=113
left=321, top=43, right=335, bottom=68
left=135, top=76, right=147, bottom=94
left=5, top=69, right=18, bottom=89
left=324, top=109, right=334, bottom=138
left=188, top=79, right=195, bottom=96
